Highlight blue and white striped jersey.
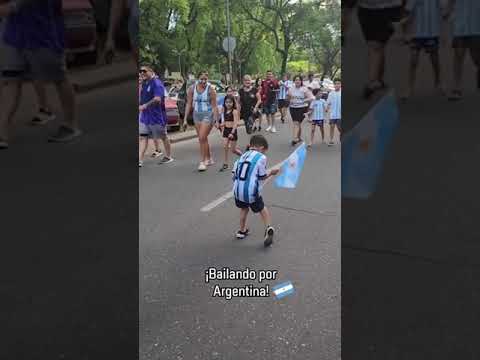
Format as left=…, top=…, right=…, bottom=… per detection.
left=327, top=90, right=341, bottom=119
left=232, top=150, right=268, bottom=203
left=406, top=0, right=442, bottom=38
left=452, top=0, right=480, bottom=37
left=310, top=99, right=327, bottom=120
left=278, top=80, right=293, bottom=100
left=193, top=82, right=212, bottom=113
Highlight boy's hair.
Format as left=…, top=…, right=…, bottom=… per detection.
left=312, top=88, right=321, bottom=96
left=334, top=78, right=341, bottom=83
left=249, top=135, right=269, bottom=150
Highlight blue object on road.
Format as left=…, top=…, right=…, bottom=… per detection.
left=274, top=143, right=307, bottom=189
left=342, top=90, right=399, bottom=199
left=272, top=281, right=295, bottom=299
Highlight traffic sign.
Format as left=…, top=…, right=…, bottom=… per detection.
left=222, top=37, right=236, bottom=53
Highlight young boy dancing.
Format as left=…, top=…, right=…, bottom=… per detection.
left=232, top=135, right=280, bottom=247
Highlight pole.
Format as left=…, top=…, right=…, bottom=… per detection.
left=178, top=54, right=181, bottom=75
left=226, top=0, right=233, bottom=85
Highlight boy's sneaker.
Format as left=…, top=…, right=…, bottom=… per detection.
left=48, top=125, right=82, bottom=143
left=139, top=161, right=143, bottom=167
left=264, top=226, right=275, bottom=247
left=266, top=126, right=272, bottom=132
left=31, top=108, right=56, bottom=126
left=206, top=159, right=215, bottom=166
left=271, top=127, right=277, bottom=133
left=151, top=150, right=163, bottom=158
left=236, top=229, right=250, bottom=239
left=159, top=156, right=174, bottom=164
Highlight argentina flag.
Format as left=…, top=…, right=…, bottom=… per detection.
left=342, top=90, right=399, bottom=199
left=275, top=143, right=307, bottom=189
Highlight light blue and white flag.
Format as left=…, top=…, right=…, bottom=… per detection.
left=272, top=281, right=295, bottom=299
left=274, top=143, right=307, bottom=189
left=342, top=90, right=399, bottom=199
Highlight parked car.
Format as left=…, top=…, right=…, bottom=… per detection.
left=63, top=0, right=98, bottom=65
left=177, top=80, right=226, bottom=125
left=165, top=97, right=180, bottom=131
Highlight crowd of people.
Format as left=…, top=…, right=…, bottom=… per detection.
left=139, top=68, right=342, bottom=171
left=342, top=0, right=480, bottom=101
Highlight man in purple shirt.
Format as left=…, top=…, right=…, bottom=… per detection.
left=0, top=0, right=81, bottom=146
left=138, top=66, right=173, bottom=167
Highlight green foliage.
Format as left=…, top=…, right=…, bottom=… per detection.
left=140, top=0, right=340, bottom=80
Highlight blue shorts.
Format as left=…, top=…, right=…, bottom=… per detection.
left=330, top=118, right=341, bottom=125
left=262, top=103, right=277, bottom=115
left=411, top=37, right=439, bottom=53
left=235, top=196, right=265, bottom=213
left=193, top=111, right=214, bottom=124
left=312, top=119, right=324, bottom=126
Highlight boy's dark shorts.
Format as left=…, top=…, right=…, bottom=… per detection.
left=358, top=6, right=403, bottom=44
left=235, top=196, right=265, bottom=213
left=452, top=36, right=480, bottom=49
left=411, top=37, right=439, bottom=53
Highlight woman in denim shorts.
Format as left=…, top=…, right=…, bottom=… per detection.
left=183, top=71, right=219, bottom=171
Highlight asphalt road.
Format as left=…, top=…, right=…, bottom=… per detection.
left=342, top=14, right=480, bottom=359
left=140, top=118, right=341, bottom=360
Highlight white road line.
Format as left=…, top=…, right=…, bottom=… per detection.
left=200, top=160, right=285, bottom=212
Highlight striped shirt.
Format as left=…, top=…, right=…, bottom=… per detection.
left=310, top=99, right=327, bottom=121
left=452, top=0, right=480, bottom=37
left=327, top=90, right=341, bottom=119
left=406, top=0, right=442, bottom=38
left=278, top=80, right=293, bottom=100
left=358, top=0, right=403, bottom=9
left=193, top=82, right=212, bottom=113
left=232, top=150, right=268, bottom=204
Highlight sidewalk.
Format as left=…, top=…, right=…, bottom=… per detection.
left=68, top=52, right=136, bottom=94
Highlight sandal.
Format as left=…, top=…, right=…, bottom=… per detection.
left=219, top=164, right=229, bottom=172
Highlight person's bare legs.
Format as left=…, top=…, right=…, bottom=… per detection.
left=309, top=124, right=315, bottom=146
left=239, top=208, right=249, bottom=232
left=194, top=123, right=204, bottom=163
left=198, top=122, right=212, bottom=163
left=367, top=41, right=385, bottom=85
left=223, top=138, right=229, bottom=165
left=54, top=78, right=78, bottom=129
left=0, top=80, right=22, bottom=144
left=153, top=138, right=162, bottom=153
left=406, top=48, right=420, bottom=99
left=468, top=46, right=480, bottom=90
left=139, top=136, right=148, bottom=163
left=32, top=79, right=51, bottom=111
left=319, top=124, right=325, bottom=142
left=259, top=206, right=272, bottom=228
left=160, top=135, right=171, bottom=158
left=230, top=140, right=241, bottom=156
left=452, top=47, right=466, bottom=96
left=429, top=49, right=443, bottom=93
left=330, top=122, right=335, bottom=143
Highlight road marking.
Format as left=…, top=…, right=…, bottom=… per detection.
left=200, top=160, right=284, bottom=212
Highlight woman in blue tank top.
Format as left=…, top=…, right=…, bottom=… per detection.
left=183, top=70, right=219, bottom=171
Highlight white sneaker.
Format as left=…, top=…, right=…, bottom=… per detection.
left=266, top=126, right=272, bottom=132
left=139, top=161, right=143, bottom=167
left=198, top=162, right=207, bottom=171
left=271, top=127, right=277, bottom=133
left=206, top=159, right=215, bottom=166
left=151, top=150, right=163, bottom=158
left=31, top=109, right=56, bottom=126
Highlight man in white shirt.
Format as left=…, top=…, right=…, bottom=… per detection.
left=304, top=73, right=321, bottom=91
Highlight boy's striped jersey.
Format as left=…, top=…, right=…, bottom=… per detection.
left=232, top=150, right=268, bottom=204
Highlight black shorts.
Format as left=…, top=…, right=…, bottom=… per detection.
left=289, top=107, right=307, bottom=123
left=222, top=126, right=238, bottom=141
left=235, top=196, right=265, bottom=213
left=358, top=6, right=403, bottom=44
left=452, top=36, right=480, bottom=50
left=278, top=99, right=289, bottom=109
left=411, top=37, right=439, bottom=53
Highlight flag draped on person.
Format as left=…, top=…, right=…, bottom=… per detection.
left=342, top=90, right=399, bottom=199
left=275, top=143, right=307, bottom=189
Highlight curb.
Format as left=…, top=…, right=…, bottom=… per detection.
left=73, top=73, right=136, bottom=94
